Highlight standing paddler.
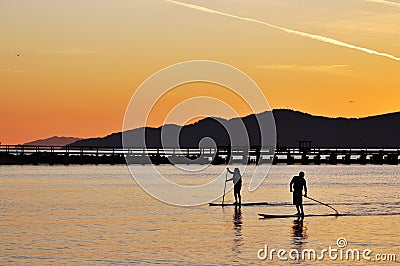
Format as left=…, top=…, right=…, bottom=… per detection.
left=226, top=167, right=242, bottom=206
left=290, top=171, right=308, bottom=217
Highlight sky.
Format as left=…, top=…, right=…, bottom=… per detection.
left=1, top=0, right=400, bottom=144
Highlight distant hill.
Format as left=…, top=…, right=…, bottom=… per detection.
left=24, top=136, right=82, bottom=146
left=70, top=109, right=400, bottom=148
left=273, top=109, right=400, bottom=147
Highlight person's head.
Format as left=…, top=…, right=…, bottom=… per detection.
left=234, top=168, right=240, bottom=174
left=299, top=171, right=305, bottom=178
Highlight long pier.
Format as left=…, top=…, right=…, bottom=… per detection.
left=0, top=145, right=399, bottom=165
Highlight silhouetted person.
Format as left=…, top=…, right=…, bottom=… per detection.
left=226, top=167, right=242, bottom=206
left=290, top=171, right=307, bottom=216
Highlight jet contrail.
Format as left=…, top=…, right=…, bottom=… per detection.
left=364, top=0, right=400, bottom=8
left=166, top=0, right=400, bottom=61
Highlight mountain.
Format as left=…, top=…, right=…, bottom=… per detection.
left=71, top=114, right=275, bottom=148
left=70, top=109, right=400, bottom=148
left=24, top=136, right=82, bottom=146
left=273, top=109, right=400, bottom=147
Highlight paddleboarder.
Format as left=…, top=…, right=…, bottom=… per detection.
left=290, top=171, right=308, bottom=217
left=226, top=167, right=242, bottom=206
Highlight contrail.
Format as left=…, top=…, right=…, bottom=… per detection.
left=166, top=0, right=400, bottom=61
left=364, top=0, right=400, bottom=8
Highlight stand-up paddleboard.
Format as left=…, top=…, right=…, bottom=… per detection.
left=258, top=213, right=341, bottom=219
left=209, top=202, right=270, bottom=207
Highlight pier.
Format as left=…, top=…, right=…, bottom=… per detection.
left=0, top=145, right=399, bottom=165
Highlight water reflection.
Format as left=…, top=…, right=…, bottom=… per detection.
left=2, top=165, right=399, bottom=264
left=291, top=217, right=308, bottom=262
left=232, top=205, right=243, bottom=260
left=292, top=217, right=307, bottom=242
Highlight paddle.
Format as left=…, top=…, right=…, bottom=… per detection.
left=304, top=195, right=339, bottom=215
left=222, top=169, right=228, bottom=206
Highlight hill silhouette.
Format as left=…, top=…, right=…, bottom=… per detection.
left=70, top=109, right=400, bottom=148
left=24, top=136, right=82, bottom=146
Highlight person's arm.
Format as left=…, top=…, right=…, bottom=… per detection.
left=290, top=178, right=294, bottom=192
left=304, top=180, right=308, bottom=197
left=226, top=178, right=233, bottom=182
left=226, top=167, right=234, bottom=174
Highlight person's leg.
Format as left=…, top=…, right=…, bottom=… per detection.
left=299, top=204, right=304, bottom=216
left=234, top=192, right=238, bottom=204
left=296, top=205, right=301, bottom=215
left=237, top=190, right=241, bottom=206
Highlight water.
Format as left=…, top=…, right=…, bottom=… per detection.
left=1, top=165, right=399, bottom=264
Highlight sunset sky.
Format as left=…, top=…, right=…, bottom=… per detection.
left=1, top=0, right=400, bottom=144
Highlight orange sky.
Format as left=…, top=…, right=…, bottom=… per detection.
left=1, top=0, right=400, bottom=144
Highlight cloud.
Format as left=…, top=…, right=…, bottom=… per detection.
left=166, top=0, right=400, bottom=61
left=39, top=48, right=97, bottom=55
left=0, top=68, right=27, bottom=74
left=254, top=64, right=354, bottom=75
left=363, top=0, right=400, bottom=8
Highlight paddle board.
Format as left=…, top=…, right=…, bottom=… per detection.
left=209, top=202, right=270, bottom=206
left=258, top=213, right=341, bottom=219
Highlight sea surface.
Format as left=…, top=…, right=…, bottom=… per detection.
left=1, top=165, right=399, bottom=265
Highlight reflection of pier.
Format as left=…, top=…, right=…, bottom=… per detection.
left=0, top=145, right=399, bottom=165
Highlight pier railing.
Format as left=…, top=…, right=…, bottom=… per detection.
left=0, top=145, right=399, bottom=165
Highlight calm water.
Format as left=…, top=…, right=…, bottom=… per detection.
left=1, top=165, right=399, bottom=265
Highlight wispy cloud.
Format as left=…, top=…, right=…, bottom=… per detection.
left=254, top=64, right=353, bottom=75
left=166, top=0, right=400, bottom=61
left=363, top=0, right=400, bottom=8
left=0, top=68, right=27, bottom=74
left=39, top=48, right=97, bottom=55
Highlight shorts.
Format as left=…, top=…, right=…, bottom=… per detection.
left=234, top=180, right=242, bottom=194
left=293, top=191, right=303, bottom=205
